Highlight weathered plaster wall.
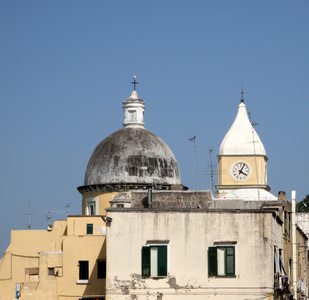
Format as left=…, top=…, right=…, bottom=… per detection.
left=106, top=209, right=279, bottom=300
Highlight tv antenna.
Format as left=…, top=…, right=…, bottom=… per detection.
left=26, top=201, right=69, bottom=229
left=248, top=112, right=259, bottom=127
left=209, top=149, right=216, bottom=194
left=201, top=149, right=219, bottom=195
left=189, top=136, right=198, bottom=190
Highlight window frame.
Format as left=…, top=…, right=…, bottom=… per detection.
left=85, top=197, right=98, bottom=216
left=141, top=243, right=168, bottom=278
left=208, top=245, right=236, bottom=277
left=78, top=261, right=89, bottom=283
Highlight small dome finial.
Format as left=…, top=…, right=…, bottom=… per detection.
left=131, top=75, right=138, bottom=91
left=240, top=84, right=244, bottom=103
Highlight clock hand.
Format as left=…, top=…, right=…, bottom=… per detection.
left=238, top=165, right=245, bottom=174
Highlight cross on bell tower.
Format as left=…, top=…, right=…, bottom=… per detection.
left=240, top=85, right=244, bottom=103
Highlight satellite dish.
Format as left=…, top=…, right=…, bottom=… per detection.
left=47, top=224, right=53, bottom=231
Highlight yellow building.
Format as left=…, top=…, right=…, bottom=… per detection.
left=0, top=217, right=106, bottom=300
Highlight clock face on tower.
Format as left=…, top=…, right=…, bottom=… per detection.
left=231, top=161, right=251, bottom=182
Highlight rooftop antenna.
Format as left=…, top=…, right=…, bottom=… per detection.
left=209, top=149, right=217, bottom=195
left=248, top=111, right=259, bottom=127
left=27, top=201, right=31, bottom=229
left=25, top=203, right=68, bottom=229
left=131, top=75, right=138, bottom=91
left=201, top=148, right=219, bottom=196
left=47, top=211, right=51, bottom=226
left=189, top=136, right=198, bottom=190
left=65, top=203, right=70, bottom=216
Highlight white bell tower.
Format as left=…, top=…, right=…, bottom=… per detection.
left=216, top=93, right=269, bottom=197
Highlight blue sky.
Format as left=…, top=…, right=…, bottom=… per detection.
left=0, top=1, right=308, bottom=256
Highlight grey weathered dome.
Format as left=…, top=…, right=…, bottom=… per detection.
left=84, top=127, right=181, bottom=187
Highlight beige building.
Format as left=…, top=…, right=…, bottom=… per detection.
left=106, top=190, right=285, bottom=300
left=0, top=86, right=307, bottom=300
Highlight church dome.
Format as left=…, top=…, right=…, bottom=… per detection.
left=78, top=85, right=182, bottom=194
left=84, top=127, right=181, bottom=187
left=219, top=100, right=266, bottom=156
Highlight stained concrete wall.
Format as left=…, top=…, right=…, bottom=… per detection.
left=105, top=206, right=281, bottom=300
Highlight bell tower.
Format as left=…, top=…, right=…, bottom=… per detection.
left=216, top=94, right=269, bottom=198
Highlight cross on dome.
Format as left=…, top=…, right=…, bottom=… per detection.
left=131, top=75, right=138, bottom=91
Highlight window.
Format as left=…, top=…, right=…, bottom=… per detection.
left=128, top=110, right=137, bottom=122
left=87, top=202, right=96, bottom=215
left=48, top=267, right=55, bottom=276
left=87, top=223, right=93, bottom=235
left=85, top=197, right=98, bottom=216
left=208, top=246, right=235, bottom=277
left=89, top=203, right=95, bottom=215
left=25, top=267, right=39, bottom=283
left=142, top=245, right=167, bottom=277
left=79, top=261, right=89, bottom=280
left=97, top=260, right=106, bottom=279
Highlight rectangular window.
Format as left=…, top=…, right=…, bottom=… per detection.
left=97, top=260, right=106, bottom=279
left=87, top=223, right=93, bottom=235
left=142, top=245, right=167, bottom=277
left=208, top=246, right=235, bottom=277
left=79, top=261, right=89, bottom=280
left=85, top=198, right=97, bottom=216
left=48, top=267, right=55, bottom=276
left=128, top=110, right=137, bottom=122
left=89, top=203, right=95, bottom=215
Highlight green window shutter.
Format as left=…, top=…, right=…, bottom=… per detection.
left=208, top=247, right=217, bottom=276
left=226, top=246, right=235, bottom=276
left=158, top=246, right=167, bottom=276
left=142, top=247, right=150, bottom=277
left=87, top=223, right=93, bottom=235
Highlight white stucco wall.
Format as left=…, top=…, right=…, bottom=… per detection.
left=106, top=209, right=280, bottom=300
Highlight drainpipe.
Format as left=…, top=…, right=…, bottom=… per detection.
left=292, top=190, right=297, bottom=300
